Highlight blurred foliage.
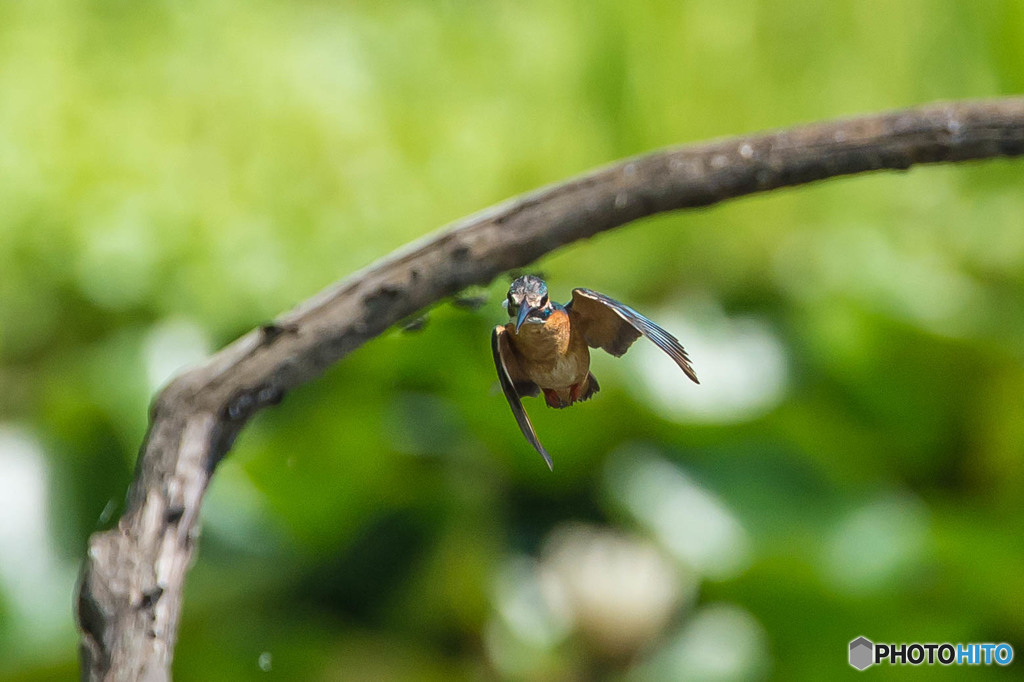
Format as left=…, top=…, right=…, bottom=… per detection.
left=1, top=0, right=1023, bottom=680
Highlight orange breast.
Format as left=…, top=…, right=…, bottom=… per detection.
left=509, top=310, right=590, bottom=389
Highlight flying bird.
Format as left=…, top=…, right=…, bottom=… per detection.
left=491, top=275, right=699, bottom=469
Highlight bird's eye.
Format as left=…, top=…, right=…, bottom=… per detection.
left=506, top=295, right=517, bottom=312
left=540, top=294, right=548, bottom=306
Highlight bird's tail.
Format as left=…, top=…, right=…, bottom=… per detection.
left=578, top=372, right=600, bottom=403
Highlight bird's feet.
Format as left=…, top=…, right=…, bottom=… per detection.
left=543, top=389, right=564, bottom=408
left=543, top=384, right=583, bottom=408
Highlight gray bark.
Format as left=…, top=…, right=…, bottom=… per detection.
left=76, top=98, right=1024, bottom=681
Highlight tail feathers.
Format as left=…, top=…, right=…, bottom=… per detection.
left=579, top=372, right=600, bottom=402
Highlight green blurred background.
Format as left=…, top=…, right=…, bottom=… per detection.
left=1, top=0, right=1022, bottom=679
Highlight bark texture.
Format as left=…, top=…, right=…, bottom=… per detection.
left=76, top=98, right=1024, bottom=681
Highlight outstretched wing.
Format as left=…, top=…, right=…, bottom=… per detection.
left=491, top=325, right=552, bottom=470
left=568, top=288, right=699, bottom=384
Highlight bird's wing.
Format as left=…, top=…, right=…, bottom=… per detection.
left=491, top=325, right=552, bottom=469
left=567, top=288, right=699, bottom=384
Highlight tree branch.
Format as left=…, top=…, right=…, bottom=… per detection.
left=76, top=97, right=1024, bottom=681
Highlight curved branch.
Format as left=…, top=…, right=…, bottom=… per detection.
left=76, top=97, right=1024, bottom=680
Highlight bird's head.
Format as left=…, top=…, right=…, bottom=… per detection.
left=505, top=275, right=552, bottom=332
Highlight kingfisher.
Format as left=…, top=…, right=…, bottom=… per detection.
left=491, top=275, right=699, bottom=469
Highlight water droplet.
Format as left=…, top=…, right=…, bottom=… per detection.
left=98, top=499, right=117, bottom=524
left=258, top=652, right=272, bottom=672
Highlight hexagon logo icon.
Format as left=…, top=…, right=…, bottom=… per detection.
left=849, top=636, right=874, bottom=670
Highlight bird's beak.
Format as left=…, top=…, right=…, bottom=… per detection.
left=515, top=303, right=537, bottom=333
